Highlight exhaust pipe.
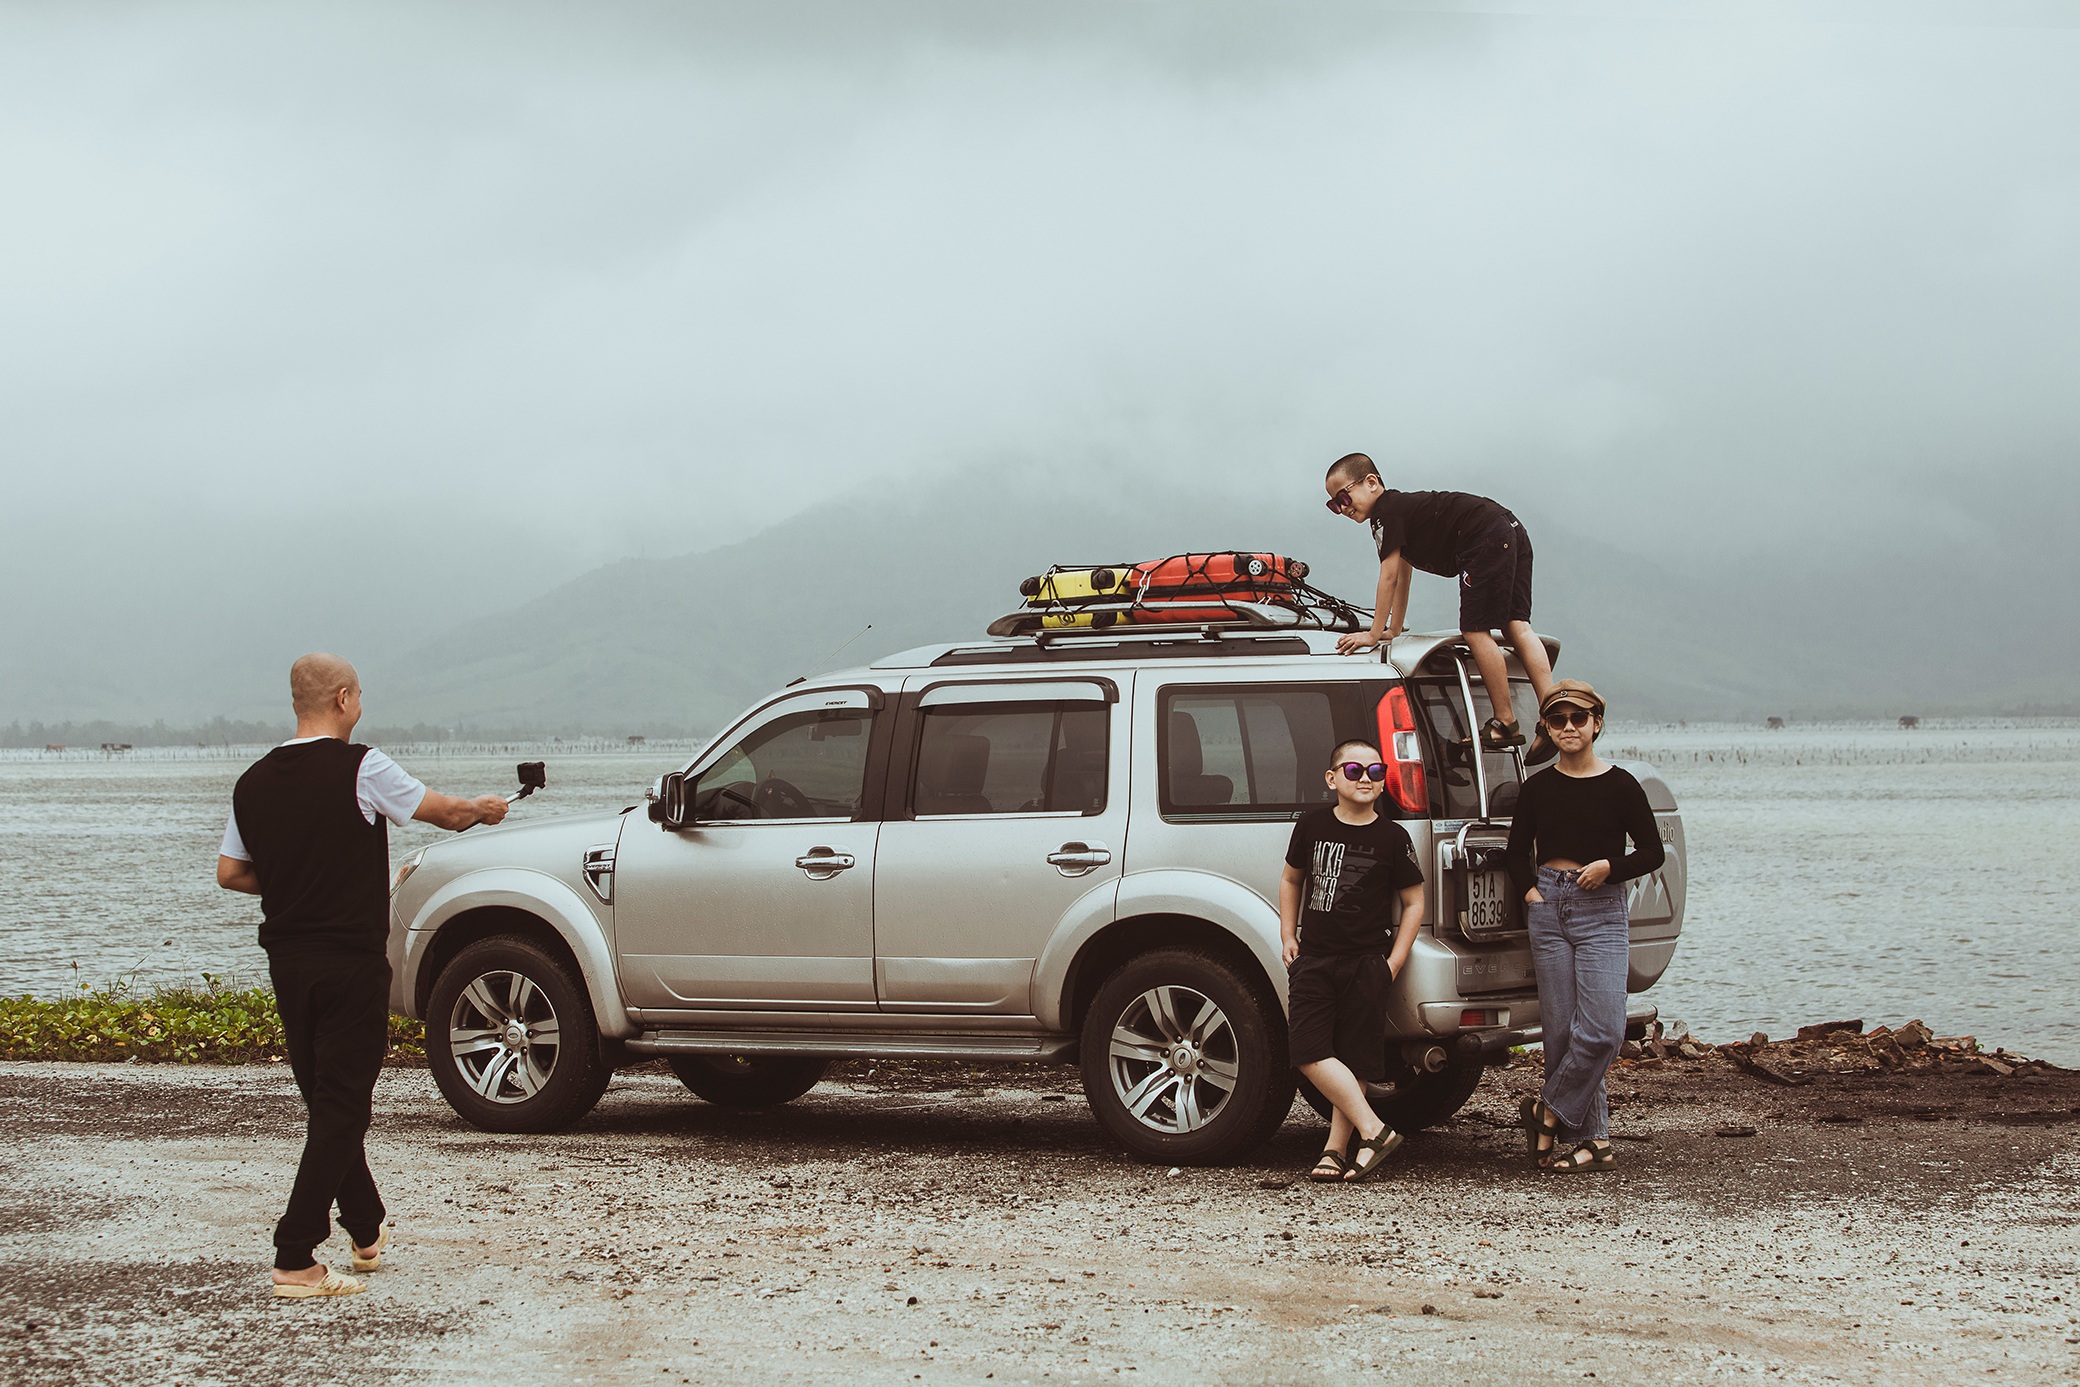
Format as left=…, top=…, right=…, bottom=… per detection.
left=1400, top=1043, right=1449, bottom=1073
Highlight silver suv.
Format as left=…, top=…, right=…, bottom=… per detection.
left=387, top=626, right=1686, bottom=1165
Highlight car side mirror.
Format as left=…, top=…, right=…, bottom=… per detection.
left=649, top=771, right=691, bottom=828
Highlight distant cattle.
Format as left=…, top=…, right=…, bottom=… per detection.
left=1765, top=717, right=1785, bottom=730
left=1898, top=715, right=1920, bottom=729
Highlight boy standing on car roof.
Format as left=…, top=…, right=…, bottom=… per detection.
left=1324, top=453, right=1557, bottom=758
left=216, top=653, right=509, bottom=1299
left=1281, top=737, right=1427, bottom=1183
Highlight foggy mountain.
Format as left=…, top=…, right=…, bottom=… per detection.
left=356, top=465, right=2079, bottom=735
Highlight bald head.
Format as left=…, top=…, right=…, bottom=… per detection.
left=290, top=653, right=359, bottom=719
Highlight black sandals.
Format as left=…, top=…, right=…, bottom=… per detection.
left=1480, top=718, right=1525, bottom=752
left=1307, top=1149, right=1349, bottom=1183
left=1544, top=1141, right=1617, bottom=1173
left=1520, top=1096, right=1561, bottom=1163
left=1342, top=1127, right=1403, bottom=1181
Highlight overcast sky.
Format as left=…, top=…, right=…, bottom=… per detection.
left=3, top=1, right=2077, bottom=721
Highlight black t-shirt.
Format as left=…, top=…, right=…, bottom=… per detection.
left=1284, top=807, right=1426, bottom=956
left=1503, top=764, right=1666, bottom=898
left=1368, top=489, right=1514, bottom=576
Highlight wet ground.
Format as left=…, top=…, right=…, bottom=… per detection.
left=1, top=1057, right=2076, bottom=1386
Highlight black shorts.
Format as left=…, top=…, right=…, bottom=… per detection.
left=1287, top=950, right=1392, bottom=1082
left=1458, top=518, right=1533, bottom=634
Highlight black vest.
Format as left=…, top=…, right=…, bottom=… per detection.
left=231, top=740, right=392, bottom=956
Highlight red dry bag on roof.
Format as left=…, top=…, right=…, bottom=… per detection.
left=1130, top=552, right=1309, bottom=599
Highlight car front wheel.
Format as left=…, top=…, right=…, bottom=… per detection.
left=1079, top=948, right=1292, bottom=1166
left=427, top=934, right=610, bottom=1134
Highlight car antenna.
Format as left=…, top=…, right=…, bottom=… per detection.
left=786, top=623, right=872, bottom=687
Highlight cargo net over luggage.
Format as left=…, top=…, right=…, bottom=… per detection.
left=987, top=552, right=1370, bottom=638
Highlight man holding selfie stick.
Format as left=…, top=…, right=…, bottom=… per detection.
left=216, top=653, right=509, bottom=1298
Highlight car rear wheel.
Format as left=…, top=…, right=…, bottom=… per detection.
left=666, top=1055, right=830, bottom=1108
left=1079, top=948, right=1292, bottom=1166
left=1296, top=1049, right=1486, bottom=1132
left=427, top=935, right=610, bottom=1134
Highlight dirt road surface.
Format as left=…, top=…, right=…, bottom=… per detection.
left=2, top=1057, right=2076, bottom=1386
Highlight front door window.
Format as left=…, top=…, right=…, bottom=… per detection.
left=694, top=709, right=873, bottom=821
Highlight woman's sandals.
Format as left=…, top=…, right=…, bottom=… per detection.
left=1342, top=1127, right=1403, bottom=1181
left=1307, top=1148, right=1349, bottom=1183
left=1520, top=1096, right=1562, bottom=1164
left=1544, top=1141, right=1617, bottom=1174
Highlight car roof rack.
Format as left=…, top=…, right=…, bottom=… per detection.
left=983, top=596, right=1370, bottom=641
left=929, top=629, right=1326, bottom=667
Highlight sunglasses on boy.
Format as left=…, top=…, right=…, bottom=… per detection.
left=1542, top=707, right=1597, bottom=730
left=1325, top=484, right=1357, bottom=515
left=1337, top=761, right=1388, bottom=782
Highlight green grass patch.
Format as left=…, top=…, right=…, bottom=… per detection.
left=0, top=978, right=426, bottom=1065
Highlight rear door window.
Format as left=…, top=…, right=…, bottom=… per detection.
left=910, top=702, right=1109, bottom=816
left=1159, top=683, right=1409, bottom=819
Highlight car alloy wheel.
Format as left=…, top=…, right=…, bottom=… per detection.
left=1105, top=983, right=1241, bottom=1134
left=447, top=968, right=561, bottom=1104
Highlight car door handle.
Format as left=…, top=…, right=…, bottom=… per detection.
left=1046, top=841, right=1112, bottom=876
left=795, top=849, right=856, bottom=877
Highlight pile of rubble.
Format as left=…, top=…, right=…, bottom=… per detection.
left=1614, top=1017, right=2062, bottom=1086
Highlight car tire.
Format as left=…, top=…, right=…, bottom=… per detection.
left=1295, top=1050, right=1486, bottom=1132
left=666, top=1055, right=830, bottom=1108
left=1079, top=947, right=1292, bottom=1166
left=427, top=934, right=610, bottom=1134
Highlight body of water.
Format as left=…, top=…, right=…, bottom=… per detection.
left=3, top=722, right=2075, bottom=1065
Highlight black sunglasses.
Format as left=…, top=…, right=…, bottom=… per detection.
left=1543, top=707, right=1596, bottom=730
left=1337, top=761, right=1387, bottom=782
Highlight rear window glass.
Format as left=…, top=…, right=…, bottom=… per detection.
left=911, top=703, right=1109, bottom=816
left=1411, top=677, right=1539, bottom=819
left=1159, top=683, right=1408, bottom=820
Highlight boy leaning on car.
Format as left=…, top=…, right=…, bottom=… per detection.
left=1280, top=737, right=1426, bottom=1182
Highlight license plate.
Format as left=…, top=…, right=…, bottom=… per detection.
left=1465, top=870, right=1518, bottom=934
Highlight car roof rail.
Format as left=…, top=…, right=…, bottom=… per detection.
left=984, top=596, right=1370, bottom=641
left=929, top=631, right=1322, bottom=666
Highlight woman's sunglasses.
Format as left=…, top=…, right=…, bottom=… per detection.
left=1543, top=708, right=1597, bottom=730
left=1338, top=762, right=1388, bottom=782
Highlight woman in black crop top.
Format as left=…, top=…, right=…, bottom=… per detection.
left=1507, top=680, right=1665, bottom=1174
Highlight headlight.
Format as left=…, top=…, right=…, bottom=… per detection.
left=391, top=848, right=428, bottom=897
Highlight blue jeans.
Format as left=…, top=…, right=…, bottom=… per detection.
left=1528, top=866, right=1629, bottom=1142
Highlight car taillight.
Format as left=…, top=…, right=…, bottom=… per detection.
left=1376, top=685, right=1427, bottom=815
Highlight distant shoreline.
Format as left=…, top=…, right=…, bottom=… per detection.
left=0, top=737, right=709, bottom=763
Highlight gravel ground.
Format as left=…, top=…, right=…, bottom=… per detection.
left=1, top=1057, right=2076, bottom=1386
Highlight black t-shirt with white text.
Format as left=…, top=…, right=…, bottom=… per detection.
left=1368, top=489, right=1513, bottom=576
left=1285, top=807, right=1426, bottom=956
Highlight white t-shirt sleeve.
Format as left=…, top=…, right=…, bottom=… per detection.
left=358, top=748, right=429, bottom=827
left=219, top=809, right=250, bottom=861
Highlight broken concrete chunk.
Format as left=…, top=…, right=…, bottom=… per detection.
left=1795, top=1020, right=1864, bottom=1041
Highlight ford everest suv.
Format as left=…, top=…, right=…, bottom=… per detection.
left=387, top=625, right=1686, bottom=1165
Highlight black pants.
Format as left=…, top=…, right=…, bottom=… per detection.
left=268, top=949, right=391, bottom=1271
